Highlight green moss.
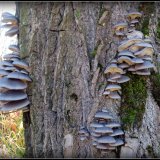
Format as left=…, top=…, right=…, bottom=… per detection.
left=157, top=18, right=160, bottom=39
left=75, top=9, right=81, bottom=19
left=146, top=145, right=157, bottom=158
left=141, top=17, right=149, bottom=36
left=150, top=73, right=160, bottom=106
left=119, top=73, right=147, bottom=130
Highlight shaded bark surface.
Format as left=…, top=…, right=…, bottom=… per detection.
left=17, top=2, right=160, bottom=158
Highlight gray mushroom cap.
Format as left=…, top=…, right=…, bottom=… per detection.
left=104, top=63, right=123, bottom=74
left=8, top=45, right=20, bottom=53
left=132, top=58, right=144, bottom=64
left=1, top=15, right=18, bottom=24
left=136, top=70, right=151, bottom=75
left=105, top=122, right=121, bottom=128
left=110, top=129, right=124, bottom=136
left=118, top=50, right=136, bottom=58
left=97, top=136, right=116, bottom=144
left=128, top=66, right=136, bottom=72
left=118, top=38, right=143, bottom=52
left=7, top=71, right=32, bottom=82
left=0, top=77, right=27, bottom=90
left=96, top=144, right=108, bottom=149
left=0, top=61, right=13, bottom=67
left=102, top=109, right=109, bottom=113
left=109, top=139, right=124, bottom=146
left=95, top=112, right=113, bottom=120
left=108, top=91, right=121, bottom=99
left=127, top=11, right=142, bottom=20
left=3, top=66, right=19, bottom=72
left=90, top=131, right=101, bottom=137
left=107, top=78, right=117, bottom=83
left=127, top=30, right=144, bottom=39
left=105, top=84, right=121, bottom=92
left=116, top=75, right=130, bottom=83
left=94, top=127, right=113, bottom=134
left=0, top=23, right=17, bottom=29
left=134, top=47, right=154, bottom=57
left=109, top=73, right=122, bottom=80
left=141, top=55, right=152, bottom=61
left=0, top=69, right=10, bottom=77
left=2, top=12, right=15, bottom=18
left=90, top=122, right=105, bottom=128
left=12, top=60, right=30, bottom=72
left=118, top=63, right=129, bottom=69
left=135, top=60, right=154, bottom=70
left=110, top=59, right=117, bottom=64
left=5, top=26, right=19, bottom=37
left=103, top=90, right=110, bottom=95
left=0, top=90, right=27, bottom=101
left=117, top=56, right=134, bottom=65
left=0, top=99, right=30, bottom=113
left=130, top=19, right=139, bottom=24
left=2, top=53, right=20, bottom=60
left=113, top=22, right=128, bottom=30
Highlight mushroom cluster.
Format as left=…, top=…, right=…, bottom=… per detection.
left=0, top=12, right=31, bottom=113
left=103, top=11, right=155, bottom=99
left=1, top=12, right=19, bottom=37
left=90, top=109, right=124, bottom=150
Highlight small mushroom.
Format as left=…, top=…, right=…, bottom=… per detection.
left=2, top=53, right=20, bottom=60
left=104, top=63, right=123, bottom=74
left=97, top=136, right=116, bottom=144
left=0, top=69, right=10, bottom=77
left=141, top=55, right=152, bottom=61
left=103, top=90, right=110, bottom=95
left=136, top=69, right=151, bottom=75
left=128, top=66, right=136, bottom=72
left=127, top=30, right=143, bottom=39
left=94, top=127, right=113, bottom=134
left=8, top=45, right=20, bottom=53
left=108, top=91, right=121, bottom=99
left=105, top=84, right=121, bottom=92
left=0, top=77, right=27, bottom=90
left=132, top=58, right=144, bottom=64
left=127, top=11, right=142, bottom=20
left=109, top=139, right=124, bottom=146
left=90, top=122, right=105, bottom=128
left=1, top=15, right=18, bottom=24
left=118, top=63, right=129, bottom=69
left=0, top=90, right=27, bottom=101
left=96, top=144, right=108, bottom=150
left=5, top=26, right=19, bottom=37
left=95, top=112, right=113, bottom=120
left=0, top=61, right=13, bottom=67
left=130, top=19, right=139, bottom=24
left=118, top=50, right=136, bottom=58
left=135, top=60, right=154, bottom=70
left=12, top=60, right=30, bottom=72
left=7, top=71, right=32, bottom=82
left=0, top=99, right=30, bottom=112
left=110, top=129, right=124, bottom=136
left=90, top=131, right=101, bottom=137
left=134, top=47, right=154, bottom=57
left=108, top=73, right=122, bottom=80
left=105, top=122, right=121, bottom=128
left=116, top=75, right=130, bottom=83
left=117, top=56, right=134, bottom=65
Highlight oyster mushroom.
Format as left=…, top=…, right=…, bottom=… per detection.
left=118, top=50, right=136, bottom=58
left=108, top=91, right=121, bottom=99
left=116, top=75, right=130, bottom=83
left=5, top=26, right=19, bottom=37
left=97, top=136, right=116, bottom=144
left=8, top=45, right=20, bottom=53
left=104, top=63, right=123, bottom=74
left=127, top=11, right=142, bottom=20
left=110, top=129, right=124, bottom=136
left=105, top=84, right=121, bottom=92
left=95, top=112, right=113, bottom=120
left=109, top=139, right=124, bottom=146
left=117, top=56, right=134, bottom=65
left=135, top=60, right=154, bottom=70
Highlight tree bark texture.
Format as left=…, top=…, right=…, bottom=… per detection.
left=17, top=2, right=160, bottom=158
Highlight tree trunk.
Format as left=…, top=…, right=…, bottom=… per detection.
left=17, top=2, right=160, bottom=158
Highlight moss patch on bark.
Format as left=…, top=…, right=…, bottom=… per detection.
left=119, top=73, right=147, bottom=130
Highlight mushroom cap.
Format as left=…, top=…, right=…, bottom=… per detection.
left=113, top=22, right=128, bottom=30
left=5, top=26, right=19, bottom=37
left=96, top=144, right=108, bottom=149
left=0, top=77, right=27, bottom=90
left=128, top=66, right=136, bottom=71
left=12, top=60, right=30, bottom=72
left=118, top=63, right=129, bottom=69
left=109, top=73, right=122, bottom=80
left=107, top=78, right=117, bottom=83
left=117, top=56, right=134, bottom=65
left=97, top=136, right=116, bottom=144
left=144, top=38, right=152, bottom=44
left=134, top=47, right=154, bottom=57
left=116, top=75, right=130, bottom=83
left=103, top=90, right=110, bottom=95
left=109, top=139, right=124, bottom=146
left=92, top=141, right=98, bottom=146
left=110, top=129, right=124, bottom=136
left=105, top=84, right=121, bottom=92
left=95, top=112, right=113, bottom=120
left=118, top=50, right=136, bottom=58
left=135, top=42, right=153, bottom=48
left=2, top=12, right=15, bottom=18
left=3, top=66, right=19, bottom=72
left=118, top=38, right=143, bottom=52
left=130, top=19, right=139, bottom=24
left=135, top=60, right=154, bottom=70
left=105, top=122, right=121, bottom=128
left=0, top=61, right=13, bottom=67
left=19, top=69, right=29, bottom=75
left=132, top=58, right=144, bottom=64
left=110, top=59, right=117, bottom=64
left=90, top=131, right=101, bottom=137
left=0, top=23, right=17, bottom=29
left=136, top=70, right=151, bottom=75
left=102, top=109, right=109, bottom=113
left=141, top=55, right=152, bottom=61
left=0, top=99, right=30, bottom=113
left=90, top=122, right=105, bottom=128
left=127, top=11, right=142, bottom=20
left=7, top=71, right=32, bottom=82
left=115, top=31, right=125, bottom=36
left=8, top=45, right=20, bottom=53
left=104, top=64, right=123, bottom=74
left=2, top=53, right=20, bottom=60
left=127, top=30, right=143, bottom=39
left=0, top=90, right=27, bottom=101
left=108, top=91, right=121, bottom=99
left=94, top=127, right=113, bottom=134
left=1, top=15, right=18, bottom=24
left=0, top=69, right=10, bottom=77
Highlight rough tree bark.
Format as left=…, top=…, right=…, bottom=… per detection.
left=16, top=2, right=160, bottom=158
